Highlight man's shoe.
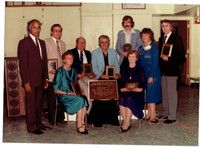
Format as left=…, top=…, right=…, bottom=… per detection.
left=159, top=115, right=168, bottom=119
left=32, top=129, right=43, bottom=135
left=164, top=119, right=176, bottom=124
left=41, top=126, right=52, bottom=130
left=93, top=123, right=102, bottom=127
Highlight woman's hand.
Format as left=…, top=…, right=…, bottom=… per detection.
left=67, top=92, right=76, bottom=96
left=100, top=74, right=109, bottom=80
left=114, top=74, right=119, bottom=80
left=148, top=77, right=153, bottom=83
left=120, top=88, right=130, bottom=92
left=132, top=88, right=143, bottom=92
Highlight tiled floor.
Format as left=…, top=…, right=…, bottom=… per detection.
left=2, top=86, right=199, bottom=146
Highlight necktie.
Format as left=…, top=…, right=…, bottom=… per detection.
left=56, top=40, right=62, bottom=58
left=35, top=37, right=42, bottom=59
left=163, top=35, right=167, bottom=44
left=80, top=51, right=83, bottom=63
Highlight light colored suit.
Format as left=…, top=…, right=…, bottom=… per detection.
left=116, top=29, right=142, bottom=65
left=91, top=47, right=120, bottom=80
left=44, top=37, right=66, bottom=82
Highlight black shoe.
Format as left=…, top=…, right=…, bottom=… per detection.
left=119, top=125, right=131, bottom=133
left=164, top=119, right=176, bottom=124
left=41, top=126, right=52, bottom=130
left=150, top=119, right=159, bottom=123
left=77, top=127, right=88, bottom=135
left=93, top=123, right=102, bottom=127
left=159, top=115, right=168, bottom=119
left=32, top=129, right=43, bottom=135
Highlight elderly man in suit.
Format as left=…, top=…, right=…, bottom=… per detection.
left=90, top=35, right=120, bottom=127
left=68, top=37, right=94, bottom=115
left=44, top=24, right=66, bottom=125
left=116, top=15, right=142, bottom=69
left=18, top=19, right=49, bottom=135
left=158, top=19, right=186, bottom=124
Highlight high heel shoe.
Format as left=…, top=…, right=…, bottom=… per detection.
left=82, top=124, right=88, bottom=134
left=150, top=119, right=159, bottom=123
left=119, top=125, right=131, bottom=133
left=77, top=126, right=88, bottom=135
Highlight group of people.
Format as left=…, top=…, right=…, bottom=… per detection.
left=18, top=15, right=185, bottom=135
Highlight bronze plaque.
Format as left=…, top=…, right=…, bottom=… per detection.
left=161, top=44, right=173, bottom=57
left=48, top=59, right=58, bottom=71
left=89, top=80, right=118, bottom=100
left=71, top=82, right=82, bottom=96
left=83, top=63, right=93, bottom=76
left=125, top=82, right=139, bottom=91
left=123, top=43, right=132, bottom=52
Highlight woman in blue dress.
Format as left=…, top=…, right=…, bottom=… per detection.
left=119, top=50, right=146, bottom=132
left=138, top=28, right=161, bottom=123
left=53, top=51, right=88, bottom=134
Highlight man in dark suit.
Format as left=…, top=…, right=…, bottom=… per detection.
left=68, top=37, right=94, bottom=115
left=18, top=19, right=49, bottom=134
left=158, top=19, right=186, bottom=124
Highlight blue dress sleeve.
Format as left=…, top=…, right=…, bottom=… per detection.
left=149, top=43, right=160, bottom=78
left=53, top=69, right=62, bottom=91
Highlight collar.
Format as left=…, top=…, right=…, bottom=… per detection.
left=165, top=31, right=172, bottom=38
left=29, top=33, right=37, bottom=41
left=51, top=36, right=59, bottom=42
left=123, top=28, right=136, bottom=34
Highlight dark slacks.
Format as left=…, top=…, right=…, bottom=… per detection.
left=46, top=82, right=64, bottom=125
left=25, top=85, right=45, bottom=132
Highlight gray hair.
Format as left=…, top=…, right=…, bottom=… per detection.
left=98, top=35, right=110, bottom=47
left=27, top=19, right=42, bottom=32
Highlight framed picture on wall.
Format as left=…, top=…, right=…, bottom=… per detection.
left=122, top=3, right=146, bottom=9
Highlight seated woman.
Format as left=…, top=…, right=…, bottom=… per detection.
left=119, top=50, right=146, bottom=133
left=53, top=51, right=88, bottom=135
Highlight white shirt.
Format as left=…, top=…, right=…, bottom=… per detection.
left=29, top=33, right=42, bottom=58
left=77, top=49, right=88, bottom=64
left=123, top=28, right=136, bottom=43
left=164, top=31, right=172, bottom=43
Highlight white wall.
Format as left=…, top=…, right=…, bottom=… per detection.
left=4, top=3, right=200, bottom=78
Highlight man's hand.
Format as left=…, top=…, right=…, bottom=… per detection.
left=77, top=73, right=85, bottom=79
left=25, top=83, right=32, bottom=92
left=88, top=74, right=95, bottom=79
left=161, top=55, right=169, bottom=61
left=44, top=80, right=48, bottom=89
left=50, top=69, right=56, bottom=74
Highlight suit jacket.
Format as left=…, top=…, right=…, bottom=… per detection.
left=158, top=33, right=185, bottom=76
left=116, top=29, right=143, bottom=65
left=91, top=47, right=120, bottom=79
left=44, top=37, right=66, bottom=82
left=68, top=47, right=92, bottom=74
left=18, top=35, right=48, bottom=87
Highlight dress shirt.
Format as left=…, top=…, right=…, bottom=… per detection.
left=164, top=31, right=172, bottom=43
left=123, top=28, right=136, bottom=44
left=77, top=49, right=88, bottom=63
left=29, top=33, right=42, bottom=58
